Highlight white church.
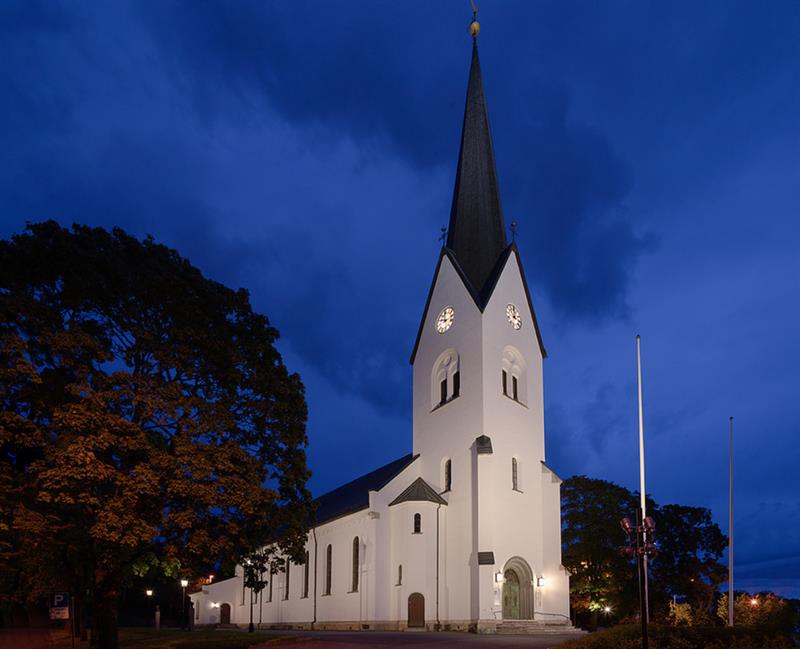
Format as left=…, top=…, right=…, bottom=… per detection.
left=191, top=28, right=572, bottom=634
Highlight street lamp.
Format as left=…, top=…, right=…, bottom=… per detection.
left=621, top=510, right=658, bottom=649
left=180, top=579, right=189, bottom=630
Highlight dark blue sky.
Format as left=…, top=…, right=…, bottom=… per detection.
left=3, top=1, right=799, bottom=597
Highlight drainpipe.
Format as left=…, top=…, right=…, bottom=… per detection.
left=312, top=527, right=318, bottom=629
left=436, top=502, right=441, bottom=630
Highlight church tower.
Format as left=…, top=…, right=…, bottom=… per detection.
left=410, top=26, right=569, bottom=630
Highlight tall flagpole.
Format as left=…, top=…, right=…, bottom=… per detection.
left=636, top=335, right=650, bottom=623
left=728, top=416, right=734, bottom=626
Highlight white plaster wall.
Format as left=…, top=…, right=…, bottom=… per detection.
left=412, top=254, right=486, bottom=625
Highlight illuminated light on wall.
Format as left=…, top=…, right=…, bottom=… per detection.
left=536, top=576, right=545, bottom=587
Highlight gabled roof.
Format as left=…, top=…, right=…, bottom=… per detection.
left=409, top=244, right=547, bottom=364
left=389, top=477, right=447, bottom=506
left=447, top=40, right=507, bottom=295
left=314, top=454, right=418, bottom=526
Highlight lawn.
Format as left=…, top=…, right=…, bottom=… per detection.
left=51, top=627, right=292, bottom=649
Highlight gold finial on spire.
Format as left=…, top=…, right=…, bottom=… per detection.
left=469, top=0, right=480, bottom=38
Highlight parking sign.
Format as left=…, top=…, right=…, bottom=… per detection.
left=49, top=592, right=70, bottom=620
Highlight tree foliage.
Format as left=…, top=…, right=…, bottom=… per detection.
left=0, top=222, right=312, bottom=648
left=562, top=476, right=727, bottom=627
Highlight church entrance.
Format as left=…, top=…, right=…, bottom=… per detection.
left=502, top=556, right=534, bottom=620
left=407, top=593, right=425, bottom=628
left=502, top=570, right=520, bottom=619
left=219, top=602, right=231, bottom=625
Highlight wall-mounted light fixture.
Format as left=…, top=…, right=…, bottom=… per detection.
left=495, top=571, right=504, bottom=584
left=211, top=602, right=220, bottom=608
left=536, top=576, right=545, bottom=587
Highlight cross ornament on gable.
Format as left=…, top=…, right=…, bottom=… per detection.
left=510, top=221, right=517, bottom=242
left=439, top=226, right=447, bottom=245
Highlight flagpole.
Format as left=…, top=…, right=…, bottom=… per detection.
left=728, top=416, right=734, bottom=627
left=636, top=335, right=650, bottom=623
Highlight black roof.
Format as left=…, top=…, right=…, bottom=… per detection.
left=313, top=454, right=418, bottom=526
left=389, top=477, right=447, bottom=506
left=446, top=39, right=507, bottom=297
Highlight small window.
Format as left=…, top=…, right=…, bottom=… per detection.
left=352, top=537, right=360, bottom=592
left=413, top=513, right=421, bottom=534
left=303, top=551, right=310, bottom=598
left=325, top=544, right=332, bottom=595
left=440, top=379, right=447, bottom=405
left=512, top=457, right=519, bottom=491
left=502, top=369, right=508, bottom=396
left=241, top=580, right=246, bottom=605
left=444, top=459, right=452, bottom=492
left=283, top=557, right=290, bottom=600
left=512, top=376, right=519, bottom=401
left=397, top=564, right=403, bottom=586
left=452, top=371, right=460, bottom=398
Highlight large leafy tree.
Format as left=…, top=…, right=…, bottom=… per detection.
left=562, top=476, right=727, bottom=627
left=0, top=222, right=312, bottom=648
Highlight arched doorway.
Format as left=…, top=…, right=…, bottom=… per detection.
left=502, top=557, right=534, bottom=620
left=219, top=602, right=231, bottom=624
left=407, top=593, right=425, bottom=628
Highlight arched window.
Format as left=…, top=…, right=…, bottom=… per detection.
left=283, top=557, right=290, bottom=599
left=431, top=349, right=460, bottom=409
left=397, top=564, right=403, bottom=586
left=324, top=544, right=332, bottom=595
left=413, top=513, right=421, bottom=534
left=302, top=550, right=310, bottom=598
left=512, top=457, right=520, bottom=491
left=268, top=565, right=274, bottom=602
left=351, top=537, right=360, bottom=592
left=444, top=459, right=452, bottom=492
left=502, top=346, right=527, bottom=405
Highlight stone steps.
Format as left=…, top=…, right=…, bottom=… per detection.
left=496, top=620, right=587, bottom=636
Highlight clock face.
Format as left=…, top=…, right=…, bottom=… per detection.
left=436, top=306, right=455, bottom=334
left=506, top=303, right=522, bottom=330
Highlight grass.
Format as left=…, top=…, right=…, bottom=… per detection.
left=556, top=623, right=796, bottom=649
left=50, top=627, right=292, bottom=649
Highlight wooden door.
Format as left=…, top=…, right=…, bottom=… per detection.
left=502, top=570, right=520, bottom=619
left=220, top=602, right=231, bottom=624
left=407, top=592, right=425, bottom=628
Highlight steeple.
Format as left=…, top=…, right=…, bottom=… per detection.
left=446, top=36, right=507, bottom=295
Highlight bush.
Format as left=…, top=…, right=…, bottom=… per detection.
left=557, top=624, right=795, bottom=649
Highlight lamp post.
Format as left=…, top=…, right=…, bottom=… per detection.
left=621, top=511, right=657, bottom=649
left=180, top=579, right=189, bottom=630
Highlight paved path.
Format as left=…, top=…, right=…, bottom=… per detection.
left=0, top=628, right=55, bottom=649
left=255, top=630, right=580, bottom=649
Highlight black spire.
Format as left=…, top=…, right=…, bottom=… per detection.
left=446, top=39, right=507, bottom=294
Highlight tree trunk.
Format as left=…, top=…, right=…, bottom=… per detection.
left=93, top=569, right=120, bottom=649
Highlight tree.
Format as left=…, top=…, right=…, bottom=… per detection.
left=562, top=476, right=727, bottom=627
left=561, top=475, right=642, bottom=628
left=0, top=222, right=312, bottom=649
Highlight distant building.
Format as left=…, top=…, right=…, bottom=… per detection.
left=191, top=30, right=571, bottom=634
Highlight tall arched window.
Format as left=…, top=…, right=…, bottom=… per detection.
left=444, top=459, right=452, bottom=492
left=413, top=513, right=422, bottom=534
left=302, top=550, right=310, bottom=598
left=324, top=544, right=332, bottom=595
left=397, top=564, right=403, bottom=586
left=431, top=349, right=460, bottom=409
left=351, top=537, right=360, bottom=592
left=283, top=557, right=290, bottom=599
left=512, top=457, right=520, bottom=491
left=502, top=346, right=527, bottom=405
left=268, top=565, right=274, bottom=602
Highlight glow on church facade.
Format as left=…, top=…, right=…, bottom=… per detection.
left=191, top=30, right=571, bottom=634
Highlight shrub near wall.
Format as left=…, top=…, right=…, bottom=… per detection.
left=557, top=624, right=795, bottom=649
